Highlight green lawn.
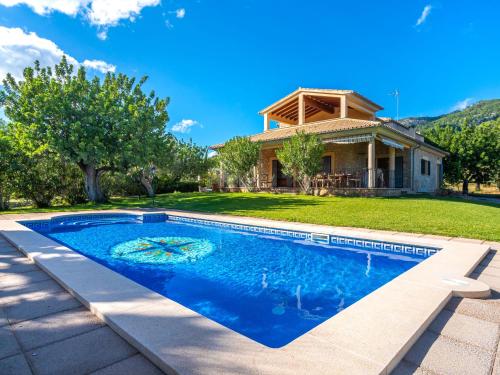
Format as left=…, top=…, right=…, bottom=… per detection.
left=2, top=192, right=499, bottom=241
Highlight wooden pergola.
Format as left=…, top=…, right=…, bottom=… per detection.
left=259, top=88, right=383, bottom=130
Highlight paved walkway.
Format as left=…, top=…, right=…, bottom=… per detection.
left=0, top=236, right=164, bottom=375
left=393, top=247, right=500, bottom=375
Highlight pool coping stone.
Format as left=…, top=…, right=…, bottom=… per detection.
left=0, top=209, right=492, bottom=375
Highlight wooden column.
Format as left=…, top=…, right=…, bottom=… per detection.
left=368, top=137, right=376, bottom=188
left=340, top=95, right=347, bottom=118
left=389, top=147, right=395, bottom=188
left=263, top=113, right=270, bottom=131
left=298, top=94, right=305, bottom=125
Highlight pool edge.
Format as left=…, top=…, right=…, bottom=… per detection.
left=0, top=210, right=491, bottom=375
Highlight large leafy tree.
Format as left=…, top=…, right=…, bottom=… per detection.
left=276, top=132, right=324, bottom=194
left=423, top=118, right=500, bottom=193
left=128, top=133, right=176, bottom=197
left=1, top=57, right=169, bottom=203
left=218, top=136, right=260, bottom=190
left=166, top=138, right=210, bottom=183
left=0, top=122, right=17, bottom=210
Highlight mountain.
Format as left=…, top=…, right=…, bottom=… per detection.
left=399, top=99, right=500, bottom=130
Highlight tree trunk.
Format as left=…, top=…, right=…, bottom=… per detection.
left=0, top=190, right=9, bottom=211
left=475, top=181, right=481, bottom=192
left=139, top=173, right=155, bottom=198
left=462, top=179, right=469, bottom=195
left=79, top=164, right=106, bottom=203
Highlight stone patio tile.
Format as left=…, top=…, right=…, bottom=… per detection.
left=90, top=353, right=164, bottom=375
left=0, top=263, right=39, bottom=277
left=404, top=331, right=494, bottom=375
left=0, top=256, right=33, bottom=268
left=29, top=326, right=137, bottom=375
left=428, top=309, right=499, bottom=351
left=275, top=334, right=384, bottom=375
left=0, top=326, right=21, bottom=360
left=0, top=279, right=65, bottom=305
left=0, top=247, right=20, bottom=256
left=4, top=291, right=81, bottom=324
left=472, top=272, right=500, bottom=292
left=0, top=270, right=51, bottom=289
left=0, top=307, right=8, bottom=327
left=12, top=306, right=105, bottom=351
left=0, top=353, right=33, bottom=375
left=446, top=297, right=500, bottom=324
left=391, top=360, right=434, bottom=375
left=477, top=261, right=500, bottom=272
left=450, top=237, right=485, bottom=245
left=493, top=342, right=500, bottom=375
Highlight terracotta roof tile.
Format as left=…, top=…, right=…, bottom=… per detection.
left=249, top=118, right=381, bottom=143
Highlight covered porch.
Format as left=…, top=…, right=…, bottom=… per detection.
left=253, top=134, right=412, bottom=195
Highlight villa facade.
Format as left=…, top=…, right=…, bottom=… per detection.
left=214, top=88, right=447, bottom=195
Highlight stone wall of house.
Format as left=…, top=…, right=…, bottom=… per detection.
left=257, top=141, right=412, bottom=189
left=413, top=148, right=442, bottom=193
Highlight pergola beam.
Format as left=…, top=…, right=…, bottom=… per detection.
left=304, top=96, right=336, bottom=114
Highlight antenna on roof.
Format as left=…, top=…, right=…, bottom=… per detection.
left=388, top=89, right=400, bottom=120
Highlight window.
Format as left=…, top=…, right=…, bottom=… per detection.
left=322, top=156, right=332, bottom=174
left=421, top=159, right=431, bottom=176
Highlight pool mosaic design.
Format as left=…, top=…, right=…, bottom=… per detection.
left=21, top=214, right=437, bottom=348
left=111, top=237, right=215, bottom=264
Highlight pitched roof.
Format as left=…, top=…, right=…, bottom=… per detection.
left=210, top=118, right=380, bottom=149
left=259, top=87, right=383, bottom=114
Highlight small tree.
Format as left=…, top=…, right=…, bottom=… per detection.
left=218, top=136, right=260, bottom=190
left=276, top=132, right=324, bottom=194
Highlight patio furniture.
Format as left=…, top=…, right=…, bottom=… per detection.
left=259, top=174, right=274, bottom=189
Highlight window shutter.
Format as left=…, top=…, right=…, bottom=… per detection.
left=421, top=159, right=425, bottom=175
left=427, top=161, right=431, bottom=176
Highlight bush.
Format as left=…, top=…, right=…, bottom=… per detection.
left=156, top=178, right=199, bottom=194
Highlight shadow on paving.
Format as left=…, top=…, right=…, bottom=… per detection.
left=391, top=249, right=500, bottom=375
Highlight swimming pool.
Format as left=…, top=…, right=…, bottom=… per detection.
left=21, top=214, right=437, bottom=348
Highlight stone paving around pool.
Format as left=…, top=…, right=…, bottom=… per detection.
left=0, top=210, right=498, bottom=375
left=392, top=247, right=500, bottom=375
left=0, top=236, right=164, bottom=375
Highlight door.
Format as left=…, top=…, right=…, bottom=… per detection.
left=322, top=156, right=332, bottom=174
left=395, top=156, right=404, bottom=188
left=272, top=160, right=293, bottom=187
left=272, top=160, right=278, bottom=187
left=376, top=157, right=389, bottom=188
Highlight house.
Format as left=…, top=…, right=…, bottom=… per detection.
left=213, top=88, right=448, bottom=195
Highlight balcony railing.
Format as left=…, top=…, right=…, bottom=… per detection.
left=313, top=168, right=401, bottom=189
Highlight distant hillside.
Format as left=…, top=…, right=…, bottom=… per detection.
left=399, top=99, right=500, bottom=130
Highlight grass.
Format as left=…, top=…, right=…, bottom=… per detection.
left=2, top=192, right=499, bottom=241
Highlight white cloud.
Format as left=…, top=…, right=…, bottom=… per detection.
left=165, top=19, right=174, bottom=29
left=451, top=98, right=475, bottom=112
left=0, top=0, right=161, bottom=39
left=87, top=0, right=160, bottom=26
left=175, top=8, right=185, bottom=19
left=0, top=26, right=115, bottom=81
left=0, top=0, right=88, bottom=16
left=96, top=30, right=108, bottom=40
left=172, top=119, right=201, bottom=133
left=82, top=59, right=116, bottom=73
left=416, top=5, right=432, bottom=26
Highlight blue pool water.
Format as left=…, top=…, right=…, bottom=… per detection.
left=24, top=215, right=426, bottom=348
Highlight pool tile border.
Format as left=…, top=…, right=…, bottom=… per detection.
left=168, top=214, right=439, bottom=258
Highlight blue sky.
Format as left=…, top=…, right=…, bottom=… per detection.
left=1, top=1, right=499, bottom=147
